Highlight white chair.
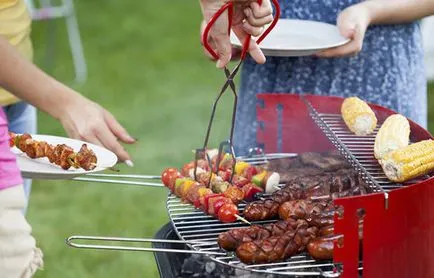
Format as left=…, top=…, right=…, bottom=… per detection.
left=24, top=0, right=87, bottom=84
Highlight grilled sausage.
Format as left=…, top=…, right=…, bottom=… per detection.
left=218, top=219, right=308, bottom=251
left=243, top=184, right=304, bottom=221
left=307, top=234, right=342, bottom=260
left=236, top=227, right=318, bottom=264
left=319, top=225, right=334, bottom=237
left=308, top=228, right=364, bottom=260
left=306, top=214, right=335, bottom=228
left=278, top=199, right=332, bottom=221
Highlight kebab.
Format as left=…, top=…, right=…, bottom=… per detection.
left=9, top=132, right=97, bottom=171
left=181, top=150, right=281, bottom=194
left=161, top=168, right=250, bottom=223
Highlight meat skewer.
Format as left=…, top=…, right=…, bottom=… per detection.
left=9, top=132, right=97, bottom=171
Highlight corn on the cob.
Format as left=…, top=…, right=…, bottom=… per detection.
left=380, top=139, right=434, bottom=182
left=341, top=97, right=377, bottom=135
left=374, top=114, right=410, bottom=160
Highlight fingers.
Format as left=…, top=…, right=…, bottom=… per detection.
left=250, top=1, right=273, bottom=19
left=242, top=1, right=273, bottom=37
left=208, top=10, right=232, bottom=68
left=315, top=25, right=364, bottom=58
left=232, top=25, right=266, bottom=64
left=244, top=2, right=273, bottom=27
left=94, top=124, right=133, bottom=164
left=104, top=110, right=136, bottom=144
left=316, top=6, right=369, bottom=58
left=201, top=20, right=218, bottom=61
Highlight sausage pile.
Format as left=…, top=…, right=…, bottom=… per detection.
left=217, top=151, right=368, bottom=264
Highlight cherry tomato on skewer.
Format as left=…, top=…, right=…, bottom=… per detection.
left=161, top=168, right=182, bottom=191
left=218, top=203, right=239, bottom=223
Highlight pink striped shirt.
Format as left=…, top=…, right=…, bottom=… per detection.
left=0, top=109, right=22, bottom=190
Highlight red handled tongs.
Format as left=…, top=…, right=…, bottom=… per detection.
left=194, top=0, right=281, bottom=185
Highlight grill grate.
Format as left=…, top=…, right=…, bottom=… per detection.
left=167, top=153, right=354, bottom=277
left=302, top=96, right=427, bottom=193
left=167, top=193, right=349, bottom=277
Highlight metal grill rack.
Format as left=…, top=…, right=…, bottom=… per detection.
left=167, top=188, right=345, bottom=278
left=301, top=97, right=401, bottom=196
left=166, top=153, right=356, bottom=277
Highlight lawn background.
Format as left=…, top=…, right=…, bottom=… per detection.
left=28, top=1, right=434, bottom=277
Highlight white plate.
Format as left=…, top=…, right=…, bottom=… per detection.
left=230, top=19, right=350, bottom=57
left=11, top=134, right=118, bottom=180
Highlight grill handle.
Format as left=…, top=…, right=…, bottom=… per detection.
left=72, top=174, right=164, bottom=187
left=71, top=153, right=297, bottom=187
left=66, top=235, right=226, bottom=256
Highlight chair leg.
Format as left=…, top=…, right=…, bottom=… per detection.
left=62, top=0, right=87, bottom=84
left=40, top=0, right=57, bottom=75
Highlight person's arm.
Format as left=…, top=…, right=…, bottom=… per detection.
left=317, top=0, right=434, bottom=58
left=0, top=35, right=136, bottom=165
left=365, top=0, right=434, bottom=25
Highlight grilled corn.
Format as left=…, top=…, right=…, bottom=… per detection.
left=341, top=97, right=377, bottom=135
left=374, top=114, right=410, bottom=159
left=380, top=139, right=434, bottom=182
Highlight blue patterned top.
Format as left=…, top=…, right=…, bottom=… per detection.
left=233, top=0, right=427, bottom=155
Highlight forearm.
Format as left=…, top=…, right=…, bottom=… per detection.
left=0, top=36, right=84, bottom=120
left=361, top=0, right=434, bottom=25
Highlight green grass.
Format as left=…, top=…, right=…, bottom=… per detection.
left=27, top=1, right=434, bottom=277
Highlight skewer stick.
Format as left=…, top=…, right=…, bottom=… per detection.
left=235, top=214, right=251, bottom=225
left=274, top=185, right=281, bottom=191
left=89, top=163, right=120, bottom=172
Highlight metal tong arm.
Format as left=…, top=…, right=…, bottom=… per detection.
left=66, top=235, right=226, bottom=256
left=72, top=173, right=164, bottom=187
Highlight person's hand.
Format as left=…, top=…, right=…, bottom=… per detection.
left=200, top=0, right=274, bottom=68
left=200, top=20, right=242, bottom=62
left=58, top=96, right=136, bottom=166
left=316, top=3, right=371, bottom=58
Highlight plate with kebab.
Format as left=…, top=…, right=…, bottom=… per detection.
left=9, top=132, right=118, bottom=179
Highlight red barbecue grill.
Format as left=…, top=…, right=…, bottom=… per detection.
left=68, top=94, right=434, bottom=278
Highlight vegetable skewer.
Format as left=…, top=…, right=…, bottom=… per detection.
left=161, top=168, right=250, bottom=224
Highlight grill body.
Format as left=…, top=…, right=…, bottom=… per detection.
left=256, top=94, right=434, bottom=278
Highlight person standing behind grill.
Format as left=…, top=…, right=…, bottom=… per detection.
left=200, top=0, right=434, bottom=155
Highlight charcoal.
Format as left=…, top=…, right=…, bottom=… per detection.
left=205, top=261, right=216, bottom=274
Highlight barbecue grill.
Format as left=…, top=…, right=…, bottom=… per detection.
left=68, top=94, right=434, bottom=278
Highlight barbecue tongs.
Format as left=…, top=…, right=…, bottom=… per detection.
left=194, top=0, right=281, bottom=185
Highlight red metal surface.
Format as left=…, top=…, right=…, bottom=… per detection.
left=256, top=93, right=434, bottom=278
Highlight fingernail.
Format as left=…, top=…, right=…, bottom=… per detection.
left=125, top=160, right=134, bottom=167
left=133, top=137, right=139, bottom=142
